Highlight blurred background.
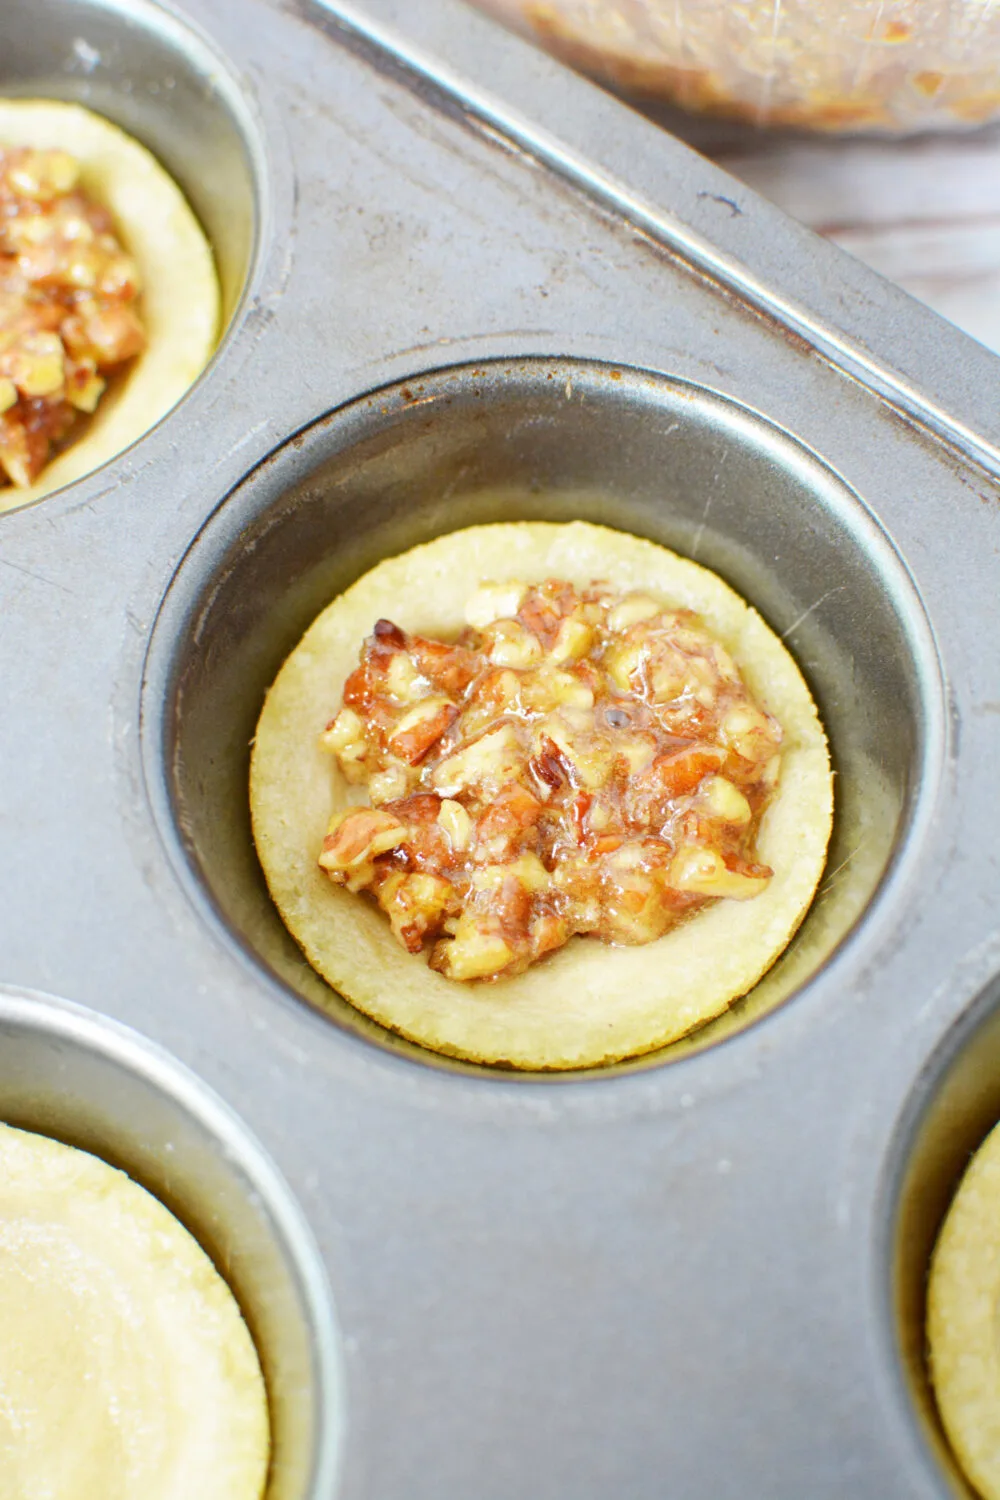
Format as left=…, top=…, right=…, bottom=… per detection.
left=468, top=0, right=1000, bottom=354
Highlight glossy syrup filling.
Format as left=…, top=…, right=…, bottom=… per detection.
left=317, top=579, right=783, bottom=982
left=0, top=146, right=145, bottom=488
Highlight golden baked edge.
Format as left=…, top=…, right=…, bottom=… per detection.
left=0, top=99, right=219, bottom=512
left=250, top=520, right=834, bottom=1070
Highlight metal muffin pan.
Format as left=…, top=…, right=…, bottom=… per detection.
left=3, top=0, right=1000, bottom=1495
left=3, top=0, right=267, bottom=451
left=887, top=976, right=1000, bottom=1500
left=0, top=985, right=343, bottom=1498
left=146, top=358, right=940, bottom=1071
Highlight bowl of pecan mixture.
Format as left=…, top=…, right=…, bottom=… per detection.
left=476, top=0, right=1000, bottom=133
left=0, top=101, right=218, bottom=511
left=251, top=522, right=833, bottom=1069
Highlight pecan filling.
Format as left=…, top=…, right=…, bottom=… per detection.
left=318, top=581, right=783, bottom=982
left=0, top=147, right=145, bottom=487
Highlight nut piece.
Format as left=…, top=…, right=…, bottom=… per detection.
left=699, top=775, right=752, bottom=825
left=721, top=703, right=779, bottom=761
left=549, top=617, right=593, bottom=663
left=319, top=706, right=368, bottom=781
left=485, top=619, right=542, bottom=669
left=432, top=725, right=523, bottom=797
left=44, top=151, right=80, bottom=194
left=65, top=364, right=106, bottom=414
left=8, top=332, right=65, bottom=398
left=607, top=593, right=661, bottom=631
left=667, top=846, right=769, bottom=900
left=649, top=650, right=689, bottom=703
left=617, top=735, right=656, bottom=775
left=471, top=853, right=550, bottom=894
left=9, top=149, right=79, bottom=199
left=439, top=919, right=514, bottom=981
left=377, top=871, right=453, bottom=953
left=388, top=695, right=457, bottom=764
left=536, top=715, right=611, bottom=790
left=438, top=798, right=472, bottom=851
left=599, top=843, right=673, bottom=944
left=7, top=213, right=56, bottom=247
left=464, top=582, right=526, bottom=630
left=319, top=705, right=365, bottom=753
left=369, top=765, right=410, bottom=805
left=386, top=651, right=423, bottom=702
left=527, top=666, right=594, bottom=710
left=604, top=638, right=644, bottom=692
left=319, top=808, right=407, bottom=884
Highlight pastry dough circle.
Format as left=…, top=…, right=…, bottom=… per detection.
left=251, top=521, right=833, bottom=1069
left=0, top=1122, right=269, bottom=1499
left=929, top=1119, right=1000, bottom=1500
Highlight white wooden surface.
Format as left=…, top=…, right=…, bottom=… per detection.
left=468, top=0, right=1000, bottom=353
left=668, top=114, right=1000, bottom=355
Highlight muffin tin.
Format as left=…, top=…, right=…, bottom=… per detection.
left=0, top=984, right=343, bottom=1497
left=3, top=0, right=1000, bottom=1496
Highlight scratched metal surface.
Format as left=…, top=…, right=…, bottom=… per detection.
left=641, top=105, right=1000, bottom=360
left=2, top=0, right=1000, bottom=1497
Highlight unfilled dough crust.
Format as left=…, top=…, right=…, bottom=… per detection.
left=0, top=1123, right=269, bottom=1500
left=929, top=1119, right=1000, bottom=1500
